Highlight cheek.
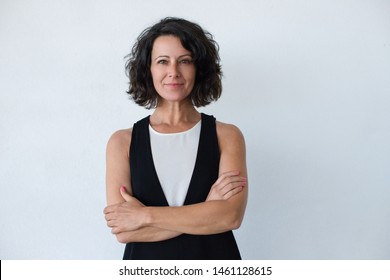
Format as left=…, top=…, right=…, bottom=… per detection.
left=150, top=68, right=162, bottom=86
left=186, top=67, right=196, bottom=83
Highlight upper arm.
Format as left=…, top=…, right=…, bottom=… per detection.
left=106, top=128, right=132, bottom=206
left=217, top=122, right=247, bottom=177
left=216, top=122, right=248, bottom=226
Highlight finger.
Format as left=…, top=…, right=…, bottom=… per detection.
left=107, top=220, right=116, bottom=228
left=112, top=225, right=125, bottom=235
left=105, top=212, right=115, bottom=222
left=220, top=181, right=245, bottom=195
left=103, top=206, right=113, bottom=215
left=218, top=176, right=247, bottom=191
left=223, top=186, right=244, bottom=200
left=214, top=170, right=240, bottom=185
left=209, top=176, right=245, bottom=199
left=222, top=181, right=246, bottom=198
left=219, top=170, right=240, bottom=177
left=104, top=203, right=121, bottom=214
left=120, top=186, right=133, bottom=202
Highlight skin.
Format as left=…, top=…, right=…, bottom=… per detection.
left=104, top=35, right=248, bottom=243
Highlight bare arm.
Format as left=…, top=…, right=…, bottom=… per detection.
left=105, top=123, right=248, bottom=236
left=105, top=129, right=180, bottom=242
left=146, top=123, right=248, bottom=234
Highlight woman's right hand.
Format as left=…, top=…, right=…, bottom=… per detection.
left=206, top=171, right=247, bottom=201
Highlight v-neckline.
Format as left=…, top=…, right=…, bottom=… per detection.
left=145, top=113, right=205, bottom=207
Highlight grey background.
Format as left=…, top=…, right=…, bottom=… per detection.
left=1, top=0, right=389, bottom=259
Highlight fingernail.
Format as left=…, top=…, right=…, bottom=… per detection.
left=120, top=186, right=126, bottom=192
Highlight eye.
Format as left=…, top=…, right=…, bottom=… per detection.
left=157, top=59, right=168, bottom=65
left=179, top=59, right=193, bottom=65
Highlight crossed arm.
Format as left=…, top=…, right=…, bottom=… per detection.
left=104, top=122, right=248, bottom=243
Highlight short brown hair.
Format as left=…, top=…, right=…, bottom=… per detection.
left=125, top=17, right=222, bottom=109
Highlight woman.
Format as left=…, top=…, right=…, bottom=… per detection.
left=104, top=17, right=248, bottom=260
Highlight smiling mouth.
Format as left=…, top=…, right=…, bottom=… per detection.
left=165, top=83, right=184, bottom=88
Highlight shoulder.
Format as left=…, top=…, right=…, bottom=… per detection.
left=106, top=116, right=149, bottom=154
left=216, top=121, right=245, bottom=142
left=106, top=128, right=132, bottom=157
left=108, top=128, right=132, bottom=146
left=216, top=121, right=246, bottom=151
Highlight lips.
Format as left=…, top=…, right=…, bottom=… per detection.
left=164, top=83, right=184, bottom=88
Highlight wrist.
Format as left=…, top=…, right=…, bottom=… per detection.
left=143, top=207, right=153, bottom=227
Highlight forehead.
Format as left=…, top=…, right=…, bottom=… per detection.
left=151, top=35, right=191, bottom=57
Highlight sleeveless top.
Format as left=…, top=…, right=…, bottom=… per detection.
left=123, top=113, right=241, bottom=260
left=149, top=120, right=201, bottom=207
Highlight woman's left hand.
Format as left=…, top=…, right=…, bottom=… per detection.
left=206, top=171, right=246, bottom=201
left=104, top=187, right=146, bottom=234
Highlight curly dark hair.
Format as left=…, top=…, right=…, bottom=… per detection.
left=125, top=17, right=222, bottom=109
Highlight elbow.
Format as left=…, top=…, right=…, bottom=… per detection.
left=116, top=233, right=130, bottom=244
left=227, top=210, right=244, bottom=231
left=231, top=220, right=241, bottom=230
left=230, top=216, right=243, bottom=230
left=216, top=201, right=246, bottom=232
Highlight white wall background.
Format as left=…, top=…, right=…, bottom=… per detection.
left=1, top=0, right=389, bottom=259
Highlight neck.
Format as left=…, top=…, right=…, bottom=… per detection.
left=150, top=100, right=201, bottom=133
left=152, top=100, right=200, bottom=124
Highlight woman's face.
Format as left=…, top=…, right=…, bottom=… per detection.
left=150, top=35, right=196, bottom=105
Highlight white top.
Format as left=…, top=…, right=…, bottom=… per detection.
left=149, top=120, right=201, bottom=206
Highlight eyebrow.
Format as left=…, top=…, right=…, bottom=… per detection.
left=154, top=54, right=192, bottom=61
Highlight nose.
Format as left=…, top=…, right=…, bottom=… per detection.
left=168, top=62, right=180, bottom=78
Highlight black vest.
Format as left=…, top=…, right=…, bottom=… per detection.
left=123, top=113, right=241, bottom=260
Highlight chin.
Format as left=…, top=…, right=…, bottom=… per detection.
left=158, top=92, right=192, bottom=103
